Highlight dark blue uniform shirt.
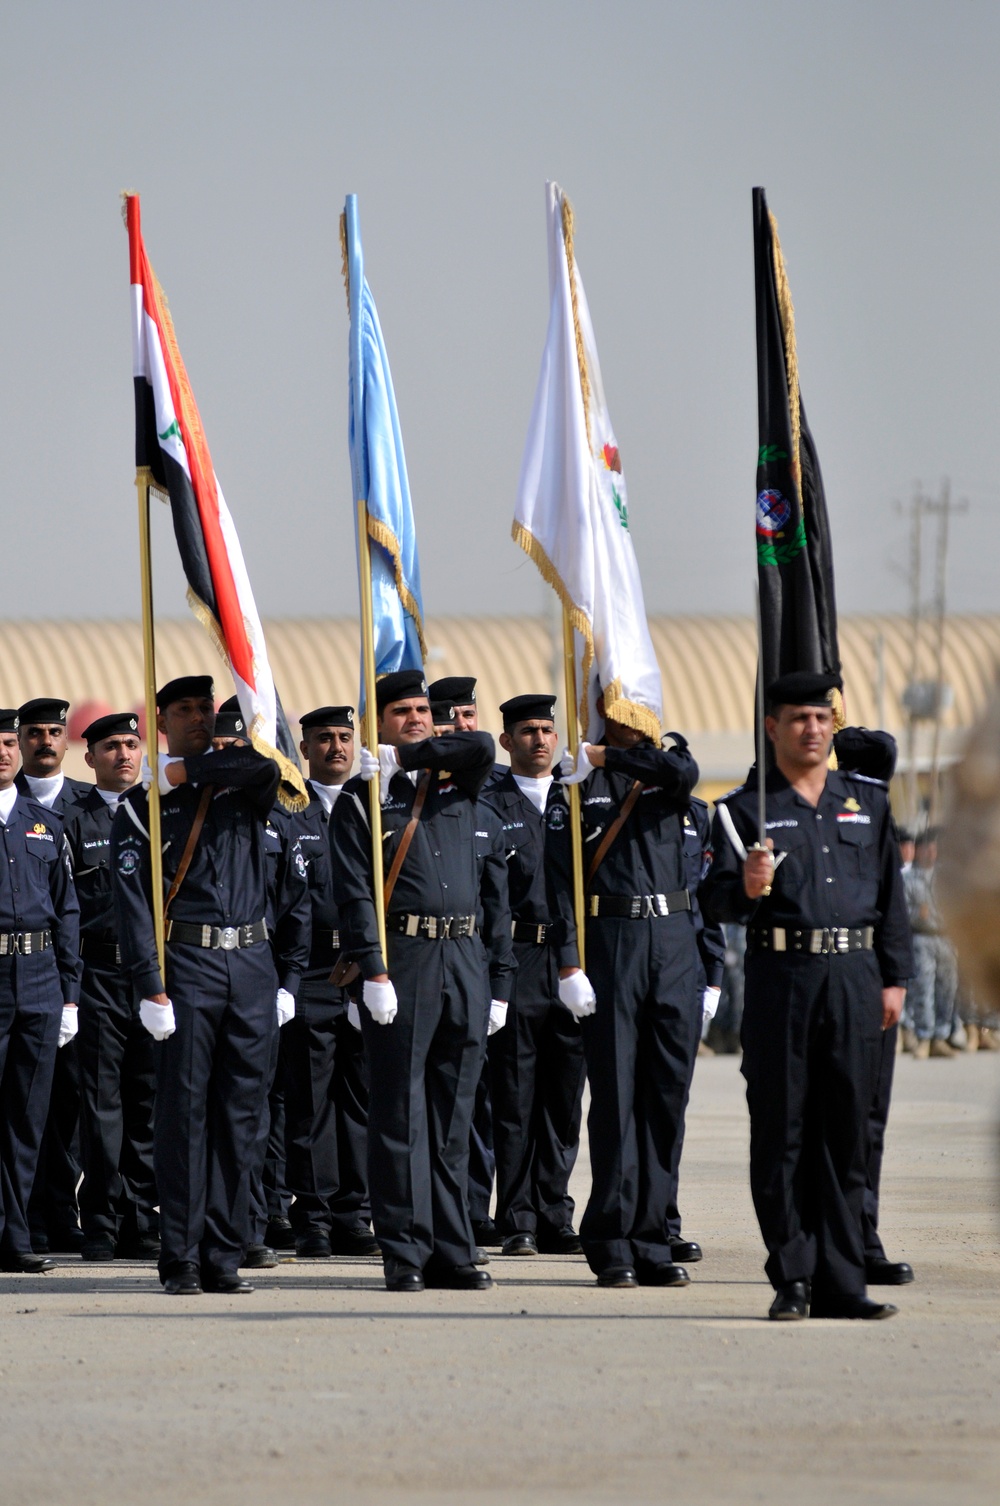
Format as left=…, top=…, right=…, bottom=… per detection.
left=482, top=768, right=579, bottom=969
left=578, top=736, right=699, bottom=898
left=0, top=793, right=81, bottom=999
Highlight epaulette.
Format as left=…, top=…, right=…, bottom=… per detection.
left=842, top=770, right=889, bottom=790
left=715, top=783, right=746, bottom=804
left=688, top=794, right=709, bottom=813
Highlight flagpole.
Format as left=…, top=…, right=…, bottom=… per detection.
left=356, top=500, right=388, bottom=965
left=561, top=609, right=587, bottom=972
left=135, top=467, right=166, bottom=981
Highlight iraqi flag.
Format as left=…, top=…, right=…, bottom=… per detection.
left=514, top=181, right=662, bottom=743
left=754, top=186, right=840, bottom=700
left=125, top=193, right=306, bottom=810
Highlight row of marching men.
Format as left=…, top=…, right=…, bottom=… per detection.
left=0, top=670, right=912, bottom=1317
left=0, top=674, right=721, bottom=1291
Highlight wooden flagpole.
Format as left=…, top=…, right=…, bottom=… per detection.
left=356, top=500, right=388, bottom=965
left=135, top=466, right=165, bottom=981
left=561, top=610, right=587, bottom=972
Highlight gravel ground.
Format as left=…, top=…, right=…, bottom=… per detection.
left=2, top=1052, right=998, bottom=1506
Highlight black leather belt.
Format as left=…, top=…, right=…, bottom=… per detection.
left=166, top=919, right=269, bottom=951
left=0, top=930, right=52, bottom=956
left=512, top=920, right=550, bottom=945
left=588, top=890, right=691, bottom=920
left=747, top=926, right=875, bottom=956
left=386, top=913, right=478, bottom=940
left=309, top=928, right=342, bottom=966
left=80, top=937, right=121, bottom=967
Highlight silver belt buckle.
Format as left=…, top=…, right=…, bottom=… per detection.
left=219, top=926, right=239, bottom=951
left=836, top=929, right=850, bottom=954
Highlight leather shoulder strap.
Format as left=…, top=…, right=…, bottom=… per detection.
left=383, top=771, right=431, bottom=909
left=586, top=778, right=643, bottom=888
left=163, top=785, right=214, bottom=920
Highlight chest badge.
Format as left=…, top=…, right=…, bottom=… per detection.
left=843, top=797, right=862, bottom=813
left=33, top=822, right=46, bottom=834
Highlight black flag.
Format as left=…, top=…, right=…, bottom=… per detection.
left=753, top=187, right=840, bottom=696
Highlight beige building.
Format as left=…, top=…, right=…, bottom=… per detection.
left=2, top=614, right=995, bottom=802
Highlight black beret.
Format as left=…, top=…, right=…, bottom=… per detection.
left=214, top=695, right=246, bottom=738
left=300, top=706, right=355, bottom=731
left=83, top=712, right=140, bottom=746
left=431, top=700, right=456, bottom=727
left=834, top=726, right=897, bottom=782
left=156, top=675, right=215, bottom=709
left=17, top=697, right=69, bottom=726
left=765, top=670, right=843, bottom=708
left=376, top=670, right=428, bottom=711
left=427, top=676, right=476, bottom=707
left=500, top=693, right=557, bottom=729
left=0, top=709, right=19, bottom=733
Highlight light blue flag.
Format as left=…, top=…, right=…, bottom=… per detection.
left=344, top=195, right=426, bottom=707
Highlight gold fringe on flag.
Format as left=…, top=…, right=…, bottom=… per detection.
left=768, top=212, right=801, bottom=494
left=560, top=195, right=593, bottom=454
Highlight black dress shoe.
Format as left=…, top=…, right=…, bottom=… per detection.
left=241, top=1244, right=278, bottom=1269
left=47, top=1225, right=85, bottom=1253
left=384, top=1263, right=425, bottom=1292
left=536, top=1225, right=583, bottom=1255
left=596, top=1265, right=638, bottom=1289
left=501, top=1233, right=538, bottom=1257
left=423, top=1264, right=493, bottom=1291
left=769, top=1281, right=809, bottom=1320
left=162, top=1262, right=202, bottom=1295
left=669, top=1239, right=703, bottom=1264
left=471, top=1218, right=501, bottom=1247
left=0, top=1251, right=56, bottom=1273
left=117, top=1235, right=161, bottom=1260
left=296, top=1231, right=333, bottom=1259
left=81, top=1235, right=116, bottom=1263
left=810, top=1294, right=899, bottom=1320
left=202, top=1270, right=253, bottom=1294
left=865, top=1257, right=915, bottom=1286
left=265, top=1216, right=297, bottom=1250
left=328, top=1223, right=381, bottom=1257
left=636, top=1262, right=690, bottom=1287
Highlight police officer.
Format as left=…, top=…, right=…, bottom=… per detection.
left=0, top=706, right=81, bottom=1273
left=665, top=794, right=727, bottom=1264
left=17, top=697, right=91, bottom=1255
left=428, top=676, right=497, bottom=1247
left=482, top=694, right=589, bottom=1258
left=64, top=712, right=159, bottom=1262
left=559, top=695, right=698, bottom=1288
left=111, top=676, right=281, bottom=1296
left=331, top=669, right=512, bottom=1291
left=282, top=705, right=378, bottom=1259
left=700, top=672, right=913, bottom=1320
left=206, top=697, right=310, bottom=1272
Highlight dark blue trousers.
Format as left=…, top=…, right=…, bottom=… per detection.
left=0, top=954, right=62, bottom=1257
left=155, top=942, right=276, bottom=1280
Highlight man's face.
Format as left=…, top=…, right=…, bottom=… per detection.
left=451, top=703, right=478, bottom=732
left=765, top=703, right=835, bottom=770
left=377, top=697, right=433, bottom=746
left=900, top=840, right=916, bottom=866
left=300, top=726, right=354, bottom=785
left=157, top=696, right=215, bottom=757
left=86, top=735, right=142, bottom=792
left=19, top=721, right=68, bottom=777
left=500, top=719, right=558, bottom=776
left=211, top=735, right=247, bottom=752
left=596, top=695, right=645, bottom=750
left=0, top=732, right=19, bottom=789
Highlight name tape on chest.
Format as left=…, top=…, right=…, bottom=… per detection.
left=836, top=812, right=871, bottom=825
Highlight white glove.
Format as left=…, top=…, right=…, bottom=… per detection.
left=140, top=754, right=184, bottom=796
left=347, top=998, right=362, bottom=1031
left=558, top=970, right=597, bottom=1019
left=58, top=1006, right=78, bottom=1048
left=559, top=744, right=596, bottom=786
left=702, top=986, right=721, bottom=1022
left=140, top=997, right=176, bottom=1041
left=488, top=1000, right=508, bottom=1035
left=362, top=978, right=398, bottom=1025
left=359, top=744, right=401, bottom=802
left=276, top=988, right=296, bottom=1027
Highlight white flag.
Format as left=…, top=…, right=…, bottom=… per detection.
left=513, top=181, right=662, bottom=742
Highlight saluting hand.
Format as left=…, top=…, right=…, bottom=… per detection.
left=743, top=839, right=775, bottom=899
left=558, top=744, right=599, bottom=785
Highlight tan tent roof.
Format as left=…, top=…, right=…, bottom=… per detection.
left=3, top=614, right=995, bottom=787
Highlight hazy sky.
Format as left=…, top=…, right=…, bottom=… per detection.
left=1, top=1, right=997, bottom=625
